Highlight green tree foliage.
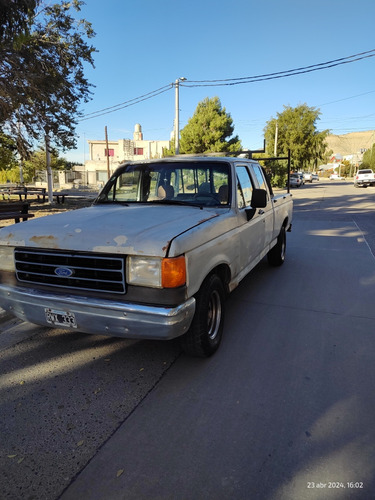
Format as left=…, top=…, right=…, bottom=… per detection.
left=0, top=0, right=36, bottom=41
left=339, top=160, right=353, bottom=177
left=180, top=97, right=242, bottom=154
left=263, top=159, right=288, bottom=188
left=0, top=132, right=18, bottom=170
left=361, top=143, right=375, bottom=170
left=0, top=145, right=70, bottom=183
left=0, top=0, right=96, bottom=159
left=162, top=142, right=175, bottom=157
left=264, top=104, right=330, bottom=172
left=22, top=147, right=68, bottom=182
left=0, top=167, right=20, bottom=184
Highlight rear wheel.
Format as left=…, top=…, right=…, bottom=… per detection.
left=267, top=226, right=286, bottom=266
left=181, top=274, right=225, bottom=357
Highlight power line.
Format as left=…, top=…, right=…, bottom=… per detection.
left=183, top=49, right=375, bottom=87
left=317, top=90, right=375, bottom=107
left=78, top=49, right=375, bottom=121
left=78, top=84, right=173, bottom=122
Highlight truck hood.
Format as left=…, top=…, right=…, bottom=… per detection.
left=0, top=204, right=221, bottom=256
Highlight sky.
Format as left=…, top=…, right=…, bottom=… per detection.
left=66, top=0, right=375, bottom=163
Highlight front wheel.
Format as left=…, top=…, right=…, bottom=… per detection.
left=181, top=274, right=225, bottom=357
left=267, top=227, right=286, bottom=266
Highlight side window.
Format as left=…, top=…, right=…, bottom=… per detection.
left=252, top=165, right=267, bottom=190
left=236, top=166, right=253, bottom=209
left=114, top=171, right=140, bottom=201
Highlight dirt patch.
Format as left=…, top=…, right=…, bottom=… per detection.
left=0, top=195, right=95, bottom=228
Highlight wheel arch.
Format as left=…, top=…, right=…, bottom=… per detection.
left=282, top=215, right=291, bottom=232
left=207, top=263, right=231, bottom=295
left=186, top=250, right=233, bottom=298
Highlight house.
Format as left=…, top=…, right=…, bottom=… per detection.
left=79, top=124, right=171, bottom=186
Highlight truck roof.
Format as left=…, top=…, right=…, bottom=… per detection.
left=117, top=155, right=261, bottom=167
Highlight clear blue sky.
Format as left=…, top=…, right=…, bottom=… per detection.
left=67, top=0, right=375, bottom=163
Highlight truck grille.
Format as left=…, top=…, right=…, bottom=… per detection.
left=14, top=249, right=126, bottom=294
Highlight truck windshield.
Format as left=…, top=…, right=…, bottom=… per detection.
left=95, top=161, right=231, bottom=207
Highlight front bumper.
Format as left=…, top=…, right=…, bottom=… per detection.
left=0, top=285, right=196, bottom=340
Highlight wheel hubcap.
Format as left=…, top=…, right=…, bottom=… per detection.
left=281, top=233, right=286, bottom=260
left=207, top=290, right=222, bottom=340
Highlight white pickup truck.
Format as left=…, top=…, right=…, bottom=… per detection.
left=354, top=169, right=375, bottom=187
left=0, top=156, right=293, bottom=357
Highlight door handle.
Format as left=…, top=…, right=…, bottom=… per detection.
left=258, top=209, right=265, bottom=215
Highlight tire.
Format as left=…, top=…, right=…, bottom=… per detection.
left=181, top=274, right=225, bottom=357
left=267, top=226, right=286, bottom=266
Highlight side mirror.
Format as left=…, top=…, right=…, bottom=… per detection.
left=251, top=188, right=267, bottom=208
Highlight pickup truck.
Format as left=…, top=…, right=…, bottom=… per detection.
left=354, top=169, right=375, bottom=187
left=0, top=156, right=293, bottom=357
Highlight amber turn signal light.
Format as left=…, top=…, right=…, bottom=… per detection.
left=161, top=256, right=186, bottom=288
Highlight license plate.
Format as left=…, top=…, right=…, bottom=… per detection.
left=45, top=308, right=77, bottom=328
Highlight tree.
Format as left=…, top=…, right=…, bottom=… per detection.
left=22, top=147, right=69, bottom=182
left=162, top=142, right=175, bottom=157
left=361, top=143, right=375, bottom=171
left=0, top=0, right=96, bottom=160
left=0, top=0, right=37, bottom=42
left=180, top=97, right=242, bottom=154
left=0, top=132, right=18, bottom=170
left=339, top=159, right=352, bottom=177
left=264, top=104, right=330, bottom=171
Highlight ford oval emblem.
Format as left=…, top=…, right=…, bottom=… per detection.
left=54, top=267, right=74, bottom=277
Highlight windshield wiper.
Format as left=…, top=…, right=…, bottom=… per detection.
left=95, top=199, right=129, bottom=206
left=150, top=199, right=200, bottom=207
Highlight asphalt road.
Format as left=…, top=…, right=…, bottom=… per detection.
left=1, top=180, right=375, bottom=500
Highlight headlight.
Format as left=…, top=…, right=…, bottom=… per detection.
left=127, top=256, right=162, bottom=287
left=127, top=255, right=186, bottom=288
left=0, top=246, right=15, bottom=272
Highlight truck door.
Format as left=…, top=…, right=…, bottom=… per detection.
left=251, top=164, right=274, bottom=245
left=235, top=165, right=265, bottom=272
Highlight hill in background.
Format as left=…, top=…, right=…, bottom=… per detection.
left=325, top=130, right=375, bottom=156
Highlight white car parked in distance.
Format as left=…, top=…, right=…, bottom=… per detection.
left=289, top=173, right=302, bottom=187
left=330, top=174, right=344, bottom=180
left=303, top=172, right=313, bottom=183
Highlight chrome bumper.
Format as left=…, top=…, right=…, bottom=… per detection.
left=0, top=285, right=196, bottom=340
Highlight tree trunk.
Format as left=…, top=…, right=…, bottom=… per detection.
left=45, top=134, right=54, bottom=204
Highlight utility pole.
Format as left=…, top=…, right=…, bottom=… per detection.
left=174, top=77, right=186, bottom=155
left=105, top=126, right=110, bottom=180
left=274, top=121, right=278, bottom=156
